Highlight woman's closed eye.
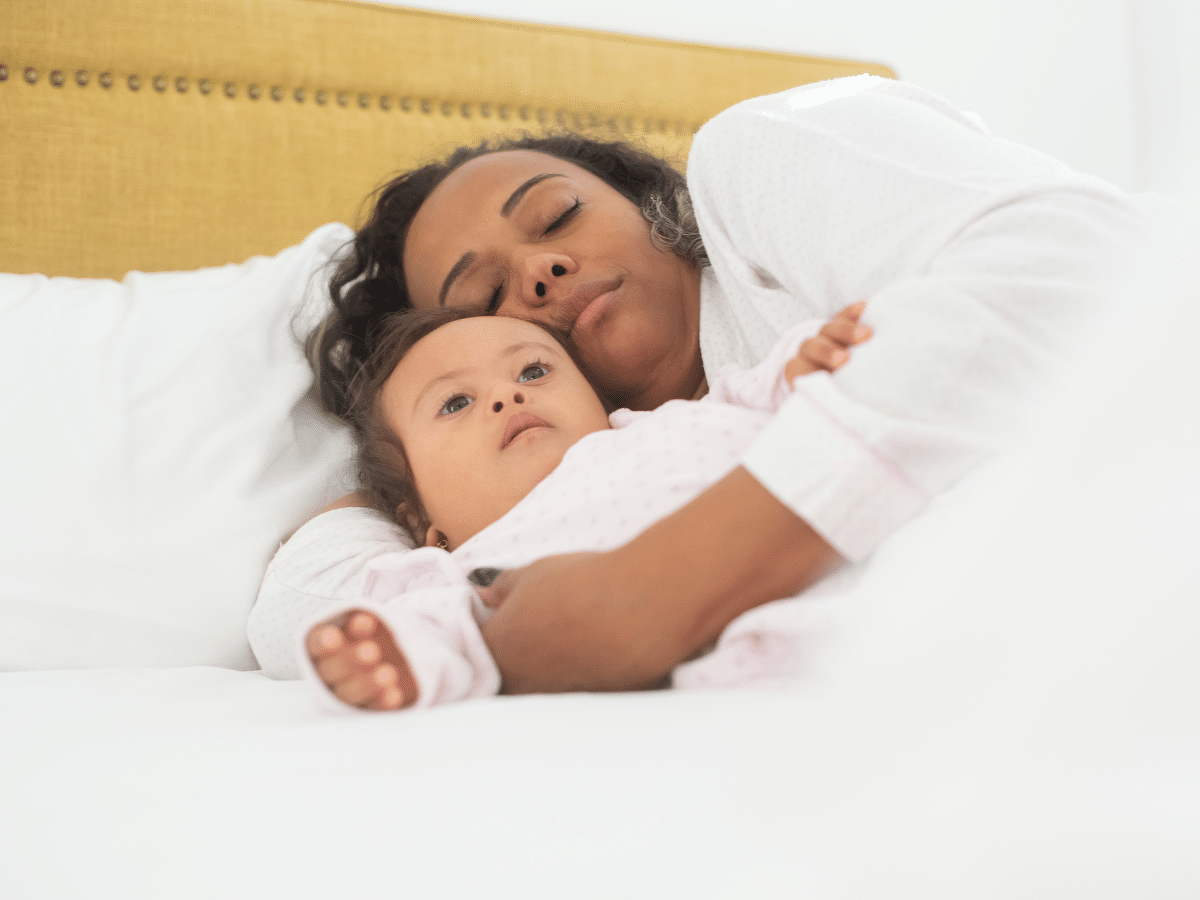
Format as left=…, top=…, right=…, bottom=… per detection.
left=484, top=283, right=503, bottom=314
left=438, top=394, right=473, bottom=416
left=542, top=197, right=581, bottom=235
left=477, top=199, right=580, bottom=313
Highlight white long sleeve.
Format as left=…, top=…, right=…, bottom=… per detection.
left=690, top=75, right=1162, bottom=560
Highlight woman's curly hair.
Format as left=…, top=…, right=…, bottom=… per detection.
left=308, top=132, right=707, bottom=420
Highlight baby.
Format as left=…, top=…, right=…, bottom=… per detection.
left=303, top=304, right=870, bottom=712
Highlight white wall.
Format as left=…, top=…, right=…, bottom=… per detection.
left=1129, top=0, right=1200, bottom=200
left=378, top=0, right=1143, bottom=189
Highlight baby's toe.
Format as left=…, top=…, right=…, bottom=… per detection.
left=307, top=624, right=346, bottom=659
left=353, top=640, right=382, bottom=666
left=346, top=611, right=380, bottom=640
left=315, top=647, right=358, bottom=685
left=332, top=673, right=379, bottom=707
left=372, top=662, right=399, bottom=688
left=370, top=685, right=405, bottom=711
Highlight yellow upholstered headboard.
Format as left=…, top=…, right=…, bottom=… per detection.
left=1, top=0, right=893, bottom=279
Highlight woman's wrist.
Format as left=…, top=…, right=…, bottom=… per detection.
left=482, top=466, right=842, bottom=694
left=609, top=465, right=840, bottom=663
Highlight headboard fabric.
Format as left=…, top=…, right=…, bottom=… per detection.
left=2, top=0, right=894, bottom=279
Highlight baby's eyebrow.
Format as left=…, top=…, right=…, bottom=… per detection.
left=500, top=339, right=562, bottom=358
left=412, top=367, right=468, bottom=414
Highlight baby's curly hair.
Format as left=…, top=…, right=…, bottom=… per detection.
left=343, top=306, right=481, bottom=544
left=308, top=132, right=707, bottom=421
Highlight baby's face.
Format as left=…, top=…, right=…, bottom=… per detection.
left=381, top=316, right=611, bottom=549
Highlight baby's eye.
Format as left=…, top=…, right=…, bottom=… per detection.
left=517, top=364, right=549, bottom=383
left=439, top=395, right=472, bottom=416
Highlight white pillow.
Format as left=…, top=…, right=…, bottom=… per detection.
left=0, top=224, right=356, bottom=670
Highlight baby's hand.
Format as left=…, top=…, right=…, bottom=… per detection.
left=784, top=301, right=873, bottom=383
left=306, top=610, right=418, bottom=712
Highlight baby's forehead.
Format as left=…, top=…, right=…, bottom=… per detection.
left=420, top=316, right=564, bottom=357
left=397, top=317, right=567, bottom=388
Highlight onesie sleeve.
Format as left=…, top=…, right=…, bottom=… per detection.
left=288, top=545, right=500, bottom=713
left=247, top=506, right=413, bottom=678
left=689, top=75, right=1160, bottom=560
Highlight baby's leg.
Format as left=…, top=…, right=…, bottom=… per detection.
left=306, top=611, right=418, bottom=711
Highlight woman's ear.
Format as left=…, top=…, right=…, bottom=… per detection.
left=424, top=526, right=449, bottom=550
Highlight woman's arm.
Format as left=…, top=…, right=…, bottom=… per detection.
left=482, top=81, right=1155, bottom=693
left=480, top=466, right=840, bottom=693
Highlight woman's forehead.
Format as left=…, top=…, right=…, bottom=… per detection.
left=436, top=149, right=587, bottom=196
left=404, top=150, right=590, bottom=300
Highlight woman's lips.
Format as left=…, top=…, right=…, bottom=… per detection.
left=564, top=278, right=622, bottom=341
left=501, top=411, right=551, bottom=448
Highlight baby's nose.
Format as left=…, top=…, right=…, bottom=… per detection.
left=491, top=391, right=525, bottom=413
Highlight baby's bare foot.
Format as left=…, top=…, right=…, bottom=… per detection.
left=307, top=611, right=418, bottom=711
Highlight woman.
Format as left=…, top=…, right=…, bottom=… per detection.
left=251, top=75, right=1155, bottom=692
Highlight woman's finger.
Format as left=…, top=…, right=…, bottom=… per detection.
left=467, top=567, right=503, bottom=588
left=475, top=567, right=521, bottom=609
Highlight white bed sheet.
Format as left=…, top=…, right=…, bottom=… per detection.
left=2, top=217, right=1198, bottom=900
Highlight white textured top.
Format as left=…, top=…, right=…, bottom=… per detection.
left=690, top=75, right=1159, bottom=559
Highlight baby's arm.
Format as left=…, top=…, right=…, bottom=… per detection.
left=784, top=301, right=873, bottom=382
left=300, top=548, right=502, bottom=713
left=247, top=505, right=414, bottom=680
left=307, top=610, right=418, bottom=711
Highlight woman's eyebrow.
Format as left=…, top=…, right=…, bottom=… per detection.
left=501, top=173, right=565, bottom=217
left=439, top=252, right=476, bottom=306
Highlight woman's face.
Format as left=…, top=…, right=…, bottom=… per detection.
left=402, top=150, right=705, bottom=411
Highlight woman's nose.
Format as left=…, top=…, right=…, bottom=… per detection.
left=516, top=254, right=572, bottom=310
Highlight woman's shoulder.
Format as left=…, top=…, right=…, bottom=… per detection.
left=693, top=75, right=987, bottom=149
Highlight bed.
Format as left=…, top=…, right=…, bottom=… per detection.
left=2, top=2, right=1197, bottom=898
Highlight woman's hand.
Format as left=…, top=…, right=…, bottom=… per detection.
left=479, top=466, right=842, bottom=694
left=784, top=301, right=873, bottom=382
